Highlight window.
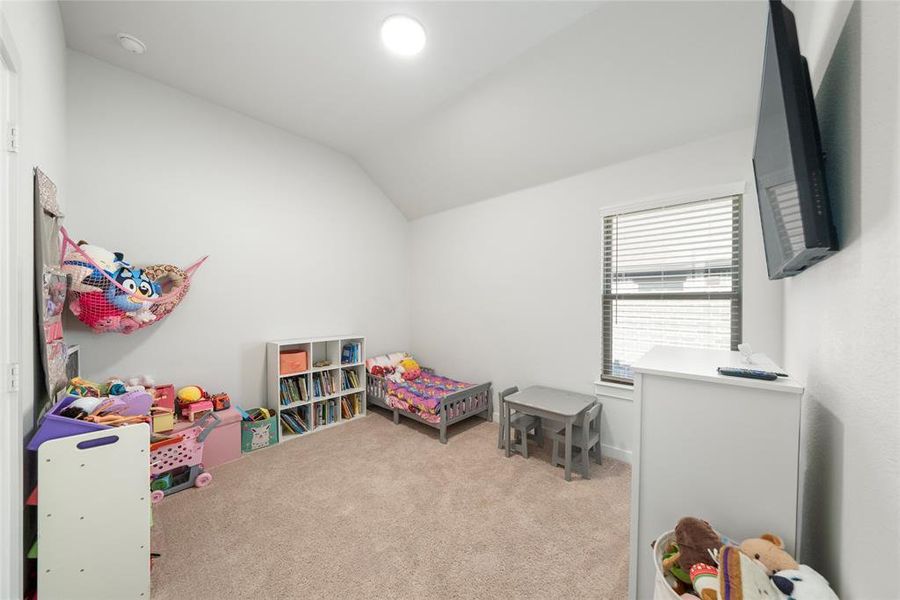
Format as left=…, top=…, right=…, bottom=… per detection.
left=601, top=194, right=742, bottom=384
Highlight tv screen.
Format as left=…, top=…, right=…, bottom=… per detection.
left=753, top=0, right=837, bottom=279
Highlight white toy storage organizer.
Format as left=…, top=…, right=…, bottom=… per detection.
left=37, top=423, right=151, bottom=599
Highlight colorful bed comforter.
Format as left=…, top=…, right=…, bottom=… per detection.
left=387, top=373, right=472, bottom=424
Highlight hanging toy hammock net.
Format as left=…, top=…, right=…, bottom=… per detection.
left=60, top=227, right=207, bottom=334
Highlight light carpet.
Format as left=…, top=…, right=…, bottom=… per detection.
left=151, top=409, right=631, bottom=599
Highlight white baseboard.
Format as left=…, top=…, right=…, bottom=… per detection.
left=600, top=443, right=632, bottom=464
left=490, top=411, right=632, bottom=464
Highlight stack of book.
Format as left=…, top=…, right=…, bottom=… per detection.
left=280, top=375, right=308, bottom=405
left=340, top=396, right=359, bottom=419
left=341, top=343, right=361, bottom=364
left=312, top=371, right=336, bottom=398
left=341, top=369, right=360, bottom=391
left=280, top=406, right=309, bottom=435
left=343, top=393, right=362, bottom=418
left=314, top=399, right=338, bottom=427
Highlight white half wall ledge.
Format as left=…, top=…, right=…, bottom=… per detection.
left=594, top=380, right=634, bottom=402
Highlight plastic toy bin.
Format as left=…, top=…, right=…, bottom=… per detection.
left=27, top=396, right=111, bottom=451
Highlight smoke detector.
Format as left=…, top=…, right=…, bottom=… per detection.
left=116, top=33, right=146, bottom=55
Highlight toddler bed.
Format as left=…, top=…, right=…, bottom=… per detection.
left=366, top=353, right=492, bottom=444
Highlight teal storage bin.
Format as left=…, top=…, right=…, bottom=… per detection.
left=240, top=413, right=277, bottom=452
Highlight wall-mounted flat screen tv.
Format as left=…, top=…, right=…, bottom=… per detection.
left=753, top=0, right=838, bottom=279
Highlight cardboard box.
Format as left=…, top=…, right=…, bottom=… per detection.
left=152, top=410, right=174, bottom=434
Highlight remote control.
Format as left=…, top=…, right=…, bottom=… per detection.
left=716, top=367, right=779, bottom=381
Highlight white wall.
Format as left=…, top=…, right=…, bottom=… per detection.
left=787, top=0, right=853, bottom=93
left=65, top=51, right=410, bottom=407
left=784, top=3, right=900, bottom=597
left=409, top=129, right=782, bottom=460
left=0, top=2, right=67, bottom=598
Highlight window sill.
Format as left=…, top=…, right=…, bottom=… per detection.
left=594, top=379, right=634, bottom=401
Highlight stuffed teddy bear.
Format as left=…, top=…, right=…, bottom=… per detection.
left=740, top=533, right=799, bottom=576
left=662, top=517, right=722, bottom=576
left=771, top=565, right=839, bottom=600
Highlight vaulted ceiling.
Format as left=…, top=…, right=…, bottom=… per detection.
left=60, top=1, right=768, bottom=218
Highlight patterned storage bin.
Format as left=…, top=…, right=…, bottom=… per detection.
left=241, top=413, right=277, bottom=452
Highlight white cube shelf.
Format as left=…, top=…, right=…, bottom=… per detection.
left=266, top=335, right=366, bottom=443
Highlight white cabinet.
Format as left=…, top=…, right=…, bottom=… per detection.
left=38, top=424, right=151, bottom=599
left=628, top=346, right=803, bottom=600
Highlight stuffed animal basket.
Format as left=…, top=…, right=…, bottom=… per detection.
left=652, top=529, right=734, bottom=600
left=60, top=227, right=206, bottom=334
left=653, top=530, right=683, bottom=600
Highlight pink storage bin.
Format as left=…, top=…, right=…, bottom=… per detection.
left=172, top=406, right=242, bottom=469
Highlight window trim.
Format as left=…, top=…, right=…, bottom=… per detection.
left=598, top=182, right=747, bottom=219
left=600, top=183, right=746, bottom=385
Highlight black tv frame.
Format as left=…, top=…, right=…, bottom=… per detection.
left=752, top=0, right=838, bottom=279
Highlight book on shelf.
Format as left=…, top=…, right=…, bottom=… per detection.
left=279, top=375, right=308, bottom=405
left=313, top=371, right=337, bottom=398
left=280, top=407, right=309, bottom=435
left=341, top=368, right=360, bottom=390
left=342, top=394, right=362, bottom=418
left=315, top=402, right=333, bottom=427
left=341, top=343, right=361, bottom=365
left=341, top=398, right=353, bottom=419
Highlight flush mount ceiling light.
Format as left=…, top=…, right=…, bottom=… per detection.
left=116, top=33, right=146, bottom=55
left=380, top=15, right=426, bottom=57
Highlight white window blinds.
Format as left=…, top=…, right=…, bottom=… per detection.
left=601, top=195, right=742, bottom=383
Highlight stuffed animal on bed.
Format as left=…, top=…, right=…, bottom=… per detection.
left=399, top=358, right=422, bottom=381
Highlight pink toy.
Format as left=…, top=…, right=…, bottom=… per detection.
left=153, top=384, right=176, bottom=411
left=184, top=399, right=213, bottom=422
left=172, top=406, right=241, bottom=469
left=149, top=412, right=219, bottom=503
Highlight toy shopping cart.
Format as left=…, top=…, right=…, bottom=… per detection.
left=149, top=411, right=220, bottom=504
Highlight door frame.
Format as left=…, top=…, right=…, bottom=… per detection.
left=0, top=13, right=23, bottom=600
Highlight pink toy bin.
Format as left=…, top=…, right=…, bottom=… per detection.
left=172, top=406, right=242, bottom=469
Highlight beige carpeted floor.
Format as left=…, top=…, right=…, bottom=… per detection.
left=151, top=409, right=631, bottom=599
